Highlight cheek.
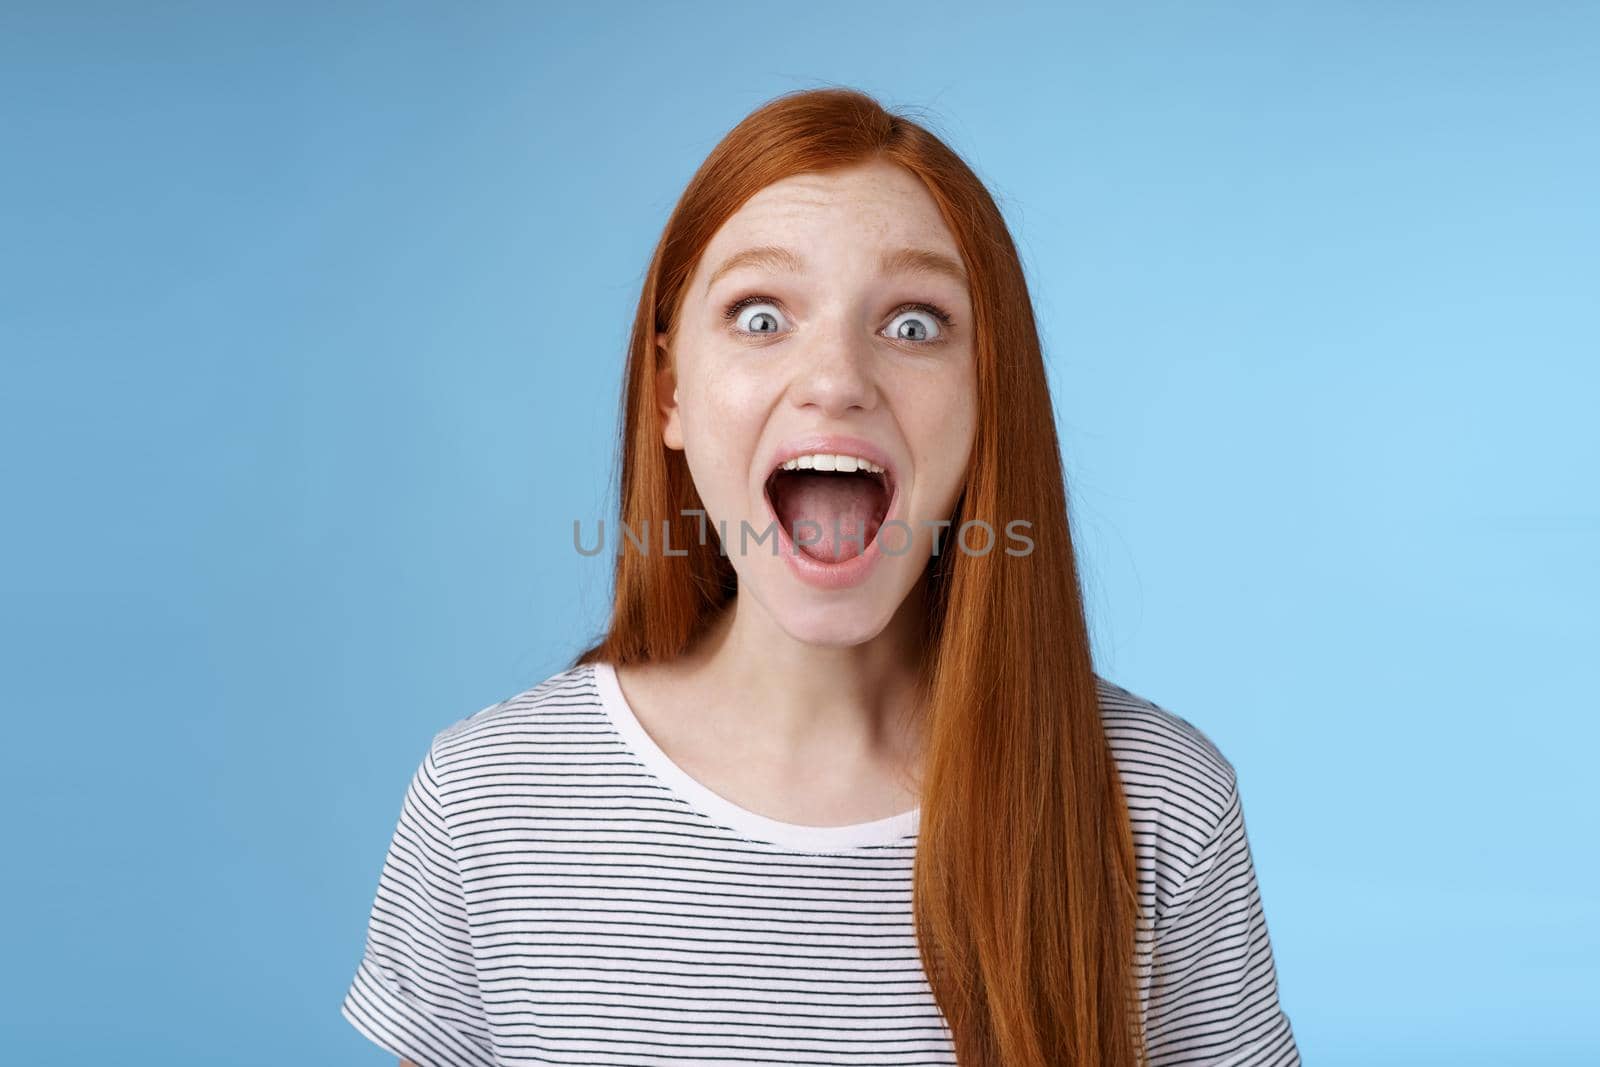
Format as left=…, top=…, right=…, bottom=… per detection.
left=677, top=363, right=771, bottom=505
left=682, top=364, right=769, bottom=446
left=901, top=366, right=979, bottom=493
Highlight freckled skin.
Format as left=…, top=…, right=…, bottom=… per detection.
left=657, top=159, right=978, bottom=647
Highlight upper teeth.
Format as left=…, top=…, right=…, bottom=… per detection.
left=781, top=452, right=885, bottom=474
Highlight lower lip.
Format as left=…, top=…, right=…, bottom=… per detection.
left=762, top=483, right=899, bottom=591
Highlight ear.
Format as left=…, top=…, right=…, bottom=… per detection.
left=655, top=334, right=684, bottom=451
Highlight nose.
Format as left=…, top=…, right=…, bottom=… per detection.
left=787, top=316, right=880, bottom=417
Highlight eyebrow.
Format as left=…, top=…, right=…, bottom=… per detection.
left=702, top=244, right=969, bottom=295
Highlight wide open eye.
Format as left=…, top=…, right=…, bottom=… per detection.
left=725, top=297, right=789, bottom=336
left=884, top=305, right=949, bottom=343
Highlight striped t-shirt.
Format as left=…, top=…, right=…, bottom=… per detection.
left=341, top=661, right=1300, bottom=1066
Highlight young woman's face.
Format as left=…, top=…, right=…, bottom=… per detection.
left=657, top=158, right=978, bottom=647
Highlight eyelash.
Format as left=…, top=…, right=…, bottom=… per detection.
left=721, top=294, right=956, bottom=339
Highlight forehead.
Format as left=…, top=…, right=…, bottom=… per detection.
left=698, top=160, right=960, bottom=266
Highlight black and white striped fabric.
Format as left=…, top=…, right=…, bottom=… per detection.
left=341, top=661, right=1299, bottom=1066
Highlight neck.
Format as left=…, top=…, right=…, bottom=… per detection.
left=679, top=582, right=930, bottom=772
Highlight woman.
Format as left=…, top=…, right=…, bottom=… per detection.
left=341, top=87, right=1301, bottom=1067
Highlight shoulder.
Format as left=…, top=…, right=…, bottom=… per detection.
left=424, top=662, right=604, bottom=776
left=1092, top=673, right=1238, bottom=849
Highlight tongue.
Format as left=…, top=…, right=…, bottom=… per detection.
left=773, top=473, right=883, bottom=563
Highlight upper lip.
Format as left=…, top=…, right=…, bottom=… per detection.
left=763, top=434, right=899, bottom=491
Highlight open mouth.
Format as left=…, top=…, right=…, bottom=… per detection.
left=764, top=454, right=894, bottom=564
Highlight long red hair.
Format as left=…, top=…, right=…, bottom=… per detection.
left=572, top=86, right=1148, bottom=1067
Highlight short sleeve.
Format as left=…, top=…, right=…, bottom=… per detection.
left=340, top=740, right=494, bottom=1067
left=1145, top=781, right=1301, bottom=1066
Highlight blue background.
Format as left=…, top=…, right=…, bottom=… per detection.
left=3, top=3, right=1595, bottom=1064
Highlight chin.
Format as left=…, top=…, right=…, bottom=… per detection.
left=783, top=614, right=888, bottom=649
left=760, top=583, right=902, bottom=649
